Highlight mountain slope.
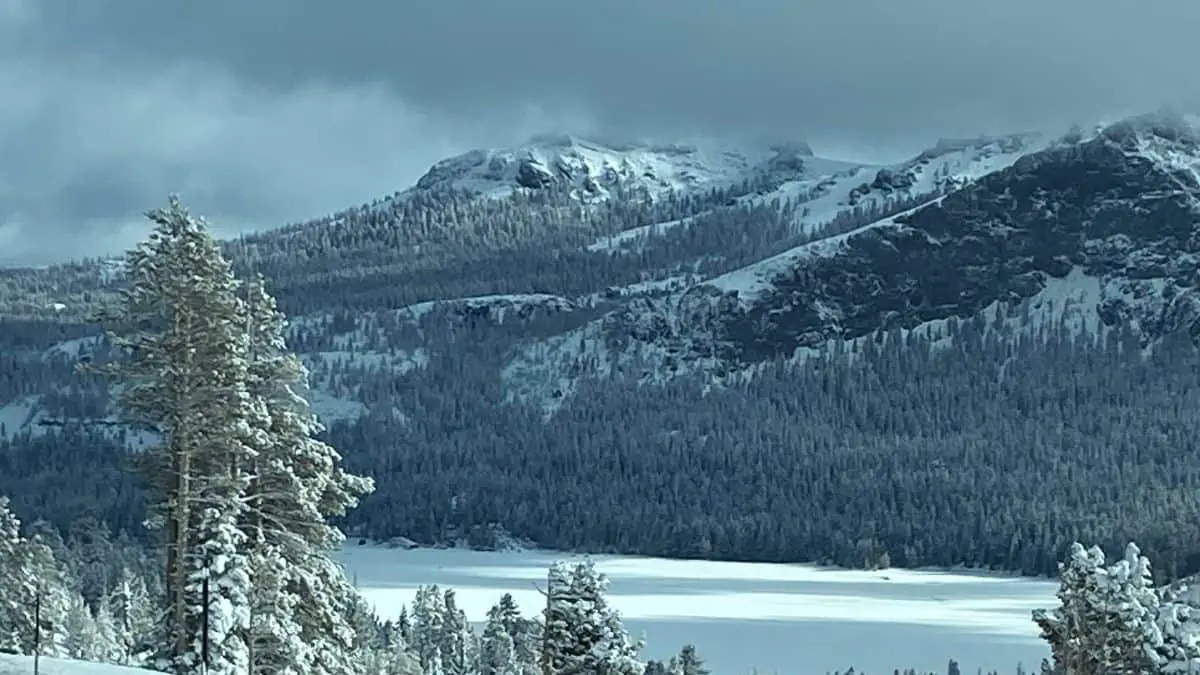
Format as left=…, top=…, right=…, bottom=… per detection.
left=5, top=114, right=1200, bottom=578
left=497, top=115, right=1200, bottom=408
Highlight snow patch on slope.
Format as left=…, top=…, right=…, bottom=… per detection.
left=503, top=267, right=1117, bottom=416
left=706, top=197, right=946, bottom=304
left=0, top=395, right=48, bottom=439
left=736, top=134, right=1048, bottom=238
left=398, top=293, right=577, bottom=322
left=586, top=217, right=696, bottom=254
left=42, top=336, right=101, bottom=362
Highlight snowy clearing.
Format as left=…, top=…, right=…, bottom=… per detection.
left=0, top=654, right=154, bottom=674
left=338, top=546, right=1056, bottom=675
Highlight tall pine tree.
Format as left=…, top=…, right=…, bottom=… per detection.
left=97, top=195, right=264, bottom=673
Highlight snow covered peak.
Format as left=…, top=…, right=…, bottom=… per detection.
left=1099, top=113, right=1200, bottom=192
left=1102, top=110, right=1200, bottom=146
left=411, top=134, right=814, bottom=203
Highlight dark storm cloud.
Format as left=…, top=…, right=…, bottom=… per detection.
left=3, top=0, right=1198, bottom=264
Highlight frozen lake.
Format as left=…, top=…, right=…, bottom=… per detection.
left=338, top=546, right=1057, bottom=675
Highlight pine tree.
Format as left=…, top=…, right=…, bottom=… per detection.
left=541, top=560, right=642, bottom=675
left=375, top=619, right=420, bottom=675
left=410, top=585, right=445, bottom=675
left=439, top=589, right=475, bottom=675
left=642, top=661, right=668, bottom=675
left=238, top=274, right=375, bottom=675
left=245, top=543, right=307, bottom=674
left=1034, top=541, right=1163, bottom=675
left=91, top=598, right=122, bottom=664
left=0, top=497, right=24, bottom=653
left=396, top=606, right=412, bottom=645
left=0, top=499, right=72, bottom=658
left=96, top=195, right=262, bottom=673
left=62, top=592, right=98, bottom=660
left=1100, top=543, right=1162, bottom=673
left=1034, top=543, right=1106, bottom=674
left=481, top=593, right=537, bottom=675
left=344, top=593, right=392, bottom=670
left=479, top=610, right=517, bottom=675
left=108, top=565, right=160, bottom=664
left=668, top=644, right=708, bottom=675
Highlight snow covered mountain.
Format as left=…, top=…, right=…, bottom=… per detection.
left=7, top=110, right=1200, bottom=576
left=497, top=114, right=1200, bottom=409
left=1, top=115, right=1187, bottom=426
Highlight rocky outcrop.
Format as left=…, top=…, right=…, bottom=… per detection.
left=515, top=158, right=554, bottom=189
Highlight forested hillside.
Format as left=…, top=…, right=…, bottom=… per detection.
left=4, top=119, right=1200, bottom=579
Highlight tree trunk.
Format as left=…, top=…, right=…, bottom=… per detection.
left=169, top=310, right=196, bottom=664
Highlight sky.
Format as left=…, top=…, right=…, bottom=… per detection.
left=2, top=0, right=1198, bottom=265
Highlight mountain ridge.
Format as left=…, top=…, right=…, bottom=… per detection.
left=5, top=111, right=1200, bottom=578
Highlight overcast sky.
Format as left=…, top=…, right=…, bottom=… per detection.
left=2, top=0, right=1198, bottom=265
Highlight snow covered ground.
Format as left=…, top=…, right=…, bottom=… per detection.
left=338, top=546, right=1057, bottom=675
left=0, top=654, right=151, bottom=674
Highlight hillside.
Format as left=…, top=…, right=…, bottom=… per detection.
left=4, top=113, right=1200, bottom=577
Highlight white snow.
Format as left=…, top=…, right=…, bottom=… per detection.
left=0, top=395, right=49, bottom=440
left=397, top=293, right=577, bottom=322
left=587, top=217, right=696, bottom=254
left=0, top=654, right=155, bottom=674
left=1123, top=123, right=1200, bottom=210
left=1016, top=268, right=1106, bottom=338
left=41, top=336, right=101, bottom=362
left=704, top=206, right=924, bottom=304
left=301, top=387, right=369, bottom=424
left=748, top=134, right=1048, bottom=238
left=339, top=546, right=1056, bottom=675
left=413, top=135, right=780, bottom=203
left=754, top=164, right=876, bottom=231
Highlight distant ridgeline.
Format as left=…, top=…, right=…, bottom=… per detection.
left=6, top=116, right=1200, bottom=579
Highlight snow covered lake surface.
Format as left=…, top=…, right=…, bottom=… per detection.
left=338, top=546, right=1058, bottom=675
left=0, top=654, right=150, bottom=674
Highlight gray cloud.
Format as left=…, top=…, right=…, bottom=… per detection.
left=3, top=0, right=1198, bottom=264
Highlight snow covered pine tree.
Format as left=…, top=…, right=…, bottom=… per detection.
left=541, top=560, right=643, bottom=675
left=480, top=593, right=539, bottom=675
left=97, top=196, right=373, bottom=674
left=238, top=274, right=374, bottom=674
left=1033, top=542, right=1162, bottom=674
left=0, top=496, right=72, bottom=658
left=97, top=195, right=261, bottom=673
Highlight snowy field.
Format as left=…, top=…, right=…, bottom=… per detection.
left=0, top=654, right=148, bottom=674
left=339, top=546, right=1058, bottom=675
